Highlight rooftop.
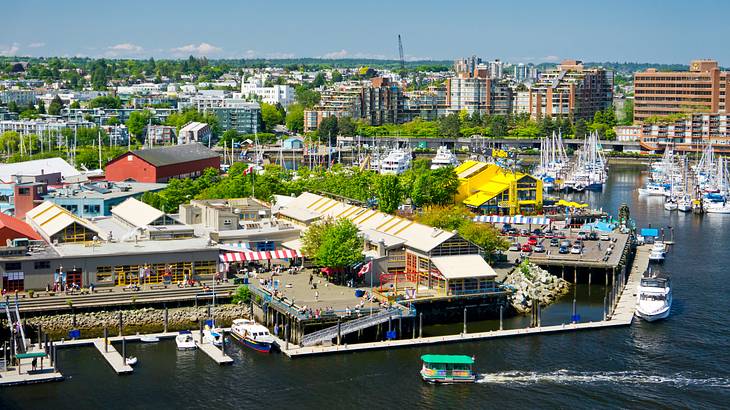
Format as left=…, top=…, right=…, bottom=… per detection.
left=45, top=181, right=167, bottom=201
left=0, top=158, right=80, bottom=183
left=430, top=254, right=497, bottom=280
left=120, top=143, right=218, bottom=168
left=0, top=213, right=41, bottom=241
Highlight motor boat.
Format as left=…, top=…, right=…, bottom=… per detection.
left=203, top=325, right=228, bottom=347
left=125, top=356, right=138, bottom=366
left=175, top=330, right=196, bottom=350
left=430, top=146, right=459, bottom=169
left=705, top=200, right=730, bottom=214
left=663, top=199, right=678, bottom=211
left=635, top=275, right=672, bottom=321
left=638, top=183, right=669, bottom=196
left=140, top=335, right=160, bottom=343
left=649, top=249, right=665, bottom=262
left=230, top=318, right=275, bottom=353
left=379, top=148, right=411, bottom=175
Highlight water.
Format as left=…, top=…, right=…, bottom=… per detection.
left=3, top=164, right=730, bottom=409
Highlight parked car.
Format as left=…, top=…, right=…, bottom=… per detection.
left=501, top=223, right=513, bottom=234
left=521, top=243, right=533, bottom=252
left=588, top=232, right=598, bottom=241
left=508, top=242, right=521, bottom=251
left=543, top=230, right=555, bottom=238
left=577, top=231, right=588, bottom=240
left=527, top=236, right=538, bottom=246
left=519, top=229, right=530, bottom=237
left=558, top=246, right=569, bottom=254
left=532, top=229, right=543, bottom=237
left=560, top=240, right=571, bottom=248
left=554, top=231, right=567, bottom=239
left=570, top=244, right=583, bottom=254
left=550, top=238, right=560, bottom=247
left=533, top=244, right=546, bottom=253
left=600, top=233, right=610, bottom=241
left=507, top=228, right=518, bottom=235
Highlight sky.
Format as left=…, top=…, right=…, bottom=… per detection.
left=2, top=0, right=729, bottom=65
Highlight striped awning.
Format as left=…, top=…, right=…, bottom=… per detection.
left=472, top=215, right=551, bottom=225
left=219, top=249, right=303, bottom=262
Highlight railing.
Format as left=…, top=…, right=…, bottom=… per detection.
left=300, top=307, right=406, bottom=347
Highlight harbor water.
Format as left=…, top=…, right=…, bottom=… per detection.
left=3, top=164, right=730, bottom=409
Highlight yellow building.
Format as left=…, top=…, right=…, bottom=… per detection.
left=454, top=161, right=543, bottom=215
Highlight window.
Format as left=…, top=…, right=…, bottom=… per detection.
left=96, top=266, right=113, bottom=284
left=83, top=204, right=101, bottom=214
left=18, top=188, right=30, bottom=195
left=34, top=261, right=50, bottom=270
left=5, top=262, right=21, bottom=270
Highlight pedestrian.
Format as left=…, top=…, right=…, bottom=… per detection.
left=309, top=273, right=313, bottom=285
left=315, top=290, right=319, bottom=301
left=32, top=357, right=37, bottom=371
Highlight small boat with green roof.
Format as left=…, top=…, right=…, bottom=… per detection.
left=420, top=354, right=477, bottom=384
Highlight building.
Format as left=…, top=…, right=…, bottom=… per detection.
left=529, top=60, right=613, bottom=120
left=145, top=125, right=177, bottom=145
left=209, top=104, right=261, bottom=135
left=454, top=56, right=483, bottom=77
left=0, top=89, right=37, bottom=106
left=0, top=158, right=76, bottom=184
left=4, top=200, right=219, bottom=290
left=14, top=181, right=48, bottom=219
left=44, top=181, right=167, bottom=218
left=179, top=198, right=299, bottom=249
left=633, top=60, right=729, bottom=122
left=275, top=192, right=497, bottom=297
left=637, top=112, right=730, bottom=153
left=111, top=198, right=193, bottom=240
left=454, top=161, right=543, bottom=215
left=105, top=144, right=220, bottom=183
left=614, top=125, right=641, bottom=142
left=241, top=76, right=295, bottom=108
left=0, top=213, right=40, bottom=245
left=178, top=122, right=211, bottom=145
left=303, top=78, right=404, bottom=132
left=445, top=67, right=513, bottom=115
left=0, top=118, right=94, bottom=136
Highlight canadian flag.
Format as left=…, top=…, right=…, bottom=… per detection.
left=358, top=260, right=372, bottom=277
left=242, top=165, right=254, bottom=175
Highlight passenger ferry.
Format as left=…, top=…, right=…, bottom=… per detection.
left=420, top=354, right=477, bottom=384
left=231, top=318, right=275, bottom=353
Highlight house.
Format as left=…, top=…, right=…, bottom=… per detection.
left=178, top=122, right=211, bottom=145
left=0, top=213, right=40, bottom=245
left=282, top=137, right=304, bottom=149
left=454, top=161, right=543, bottom=215
left=104, top=144, right=220, bottom=183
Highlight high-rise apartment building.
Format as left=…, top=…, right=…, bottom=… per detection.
left=528, top=60, right=613, bottom=120
left=633, top=60, right=729, bottom=122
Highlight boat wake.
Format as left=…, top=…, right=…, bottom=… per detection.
left=477, top=370, right=730, bottom=388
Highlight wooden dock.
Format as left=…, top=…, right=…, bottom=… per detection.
left=0, top=349, right=63, bottom=386
left=92, top=339, right=133, bottom=374
left=275, top=245, right=651, bottom=358
left=195, top=340, right=233, bottom=365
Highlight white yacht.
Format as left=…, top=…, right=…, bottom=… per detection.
left=664, top=198, right=678, bottom=211
left=649, top=249, right=665, bottom=262
left=430, top=146, right=459, bottom=169
left=705, top=200, right=730, bottom=214
left=635, top=275, right=672, bottom=321
left=203, top=325, right=227, bottom=346
left=379, top=149, right=411, bottom=175
left=230, top=318, right=275, bottom=353
left=175, top=330, right=196, bottom=350
left=638, top=183, right=669, bottom=196
left=677, top=195, right=692, bottom=212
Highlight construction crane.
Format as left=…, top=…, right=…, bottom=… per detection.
left=397, top=34, right=405, bottom=70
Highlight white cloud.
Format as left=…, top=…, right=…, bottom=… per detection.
left=170, top=42, right=222, bottom=56
left=541, top=55, right=561, bottom=63
left=0, top=43, right=20, bottom=56
left=320, top=49, right=390, bottom=60
left=322, top=49, right=349, bottom=59
left=28, top=42, right=45, bottom=48
left=104, top=43, right=144, bottom=57
left=240, top=49, right=295, bottom=59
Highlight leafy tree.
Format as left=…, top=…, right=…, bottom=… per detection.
left=165, top=107, right=220, bottom=136
left=88, top=95, right=122, bottom=109
left=48, top=95, right=64, bottom=116
left=260, top=103, right=284, bottom=132
left=7, top=101, right=19, bottom=113
left=70, top=101, right=81, bottom=109
left=126, top=109, right=155, bottom=142
left=303, top=219, right=362, bottom=268
left=622, top=99, right=634, bottom=125
left=285, top=103, right=304, bottom=132
left=295, top=85, right=321, bottom=108
left=416, top=205, right=471, bottom=231
left=438, top=113, right=461, bottom=137
left=312, top=72, right=326, bottom=88
left=458, top=222, right=509, bottom=260
left=331, top=70, right=343, bottom=83
left=574, top=119, right=588, bottom=139
left=0, top=131, right=20, bottom=153
left=318, top=116, right=338, bottom=143
left=231, top=285, right=251, bottom=304
left=37, top=100, right=46, bottom=114
left=338, top=116, right=356, bottom=137
left=376, top=174, right=402, bottom=213
left=107, top=116, right=120, bottom=126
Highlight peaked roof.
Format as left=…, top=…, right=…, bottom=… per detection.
left=26, top=201, right=104, bottom=240
left=111, top=197, right=164, bottom=228
left=0, top=158, right=80, bottom=183
left=0, top=213, right=40, bottom=240
left=116, top=143, right=218, bottom=168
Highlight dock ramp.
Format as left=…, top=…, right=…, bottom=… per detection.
left=300, top=308, right=406, bottom=347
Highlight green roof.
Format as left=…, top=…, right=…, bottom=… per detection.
left=420, top=354, right=474, bottom=365
left=16, top=352, right=47, bottom=359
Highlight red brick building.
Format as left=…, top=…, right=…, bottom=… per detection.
left=105, top=144, right=220, bottom=183
left=13, top=181, right=48, bottom=219
left=0, top=213, right=40, bottom=245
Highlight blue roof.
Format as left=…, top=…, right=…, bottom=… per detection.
left=641, top=228, right=659, bottom=237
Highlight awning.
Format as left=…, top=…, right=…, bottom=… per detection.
left=473, top=215, right=551, bottom=225
left=219, top=249, right=302, bottom=262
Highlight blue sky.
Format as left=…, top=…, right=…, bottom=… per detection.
left=2, top=0, right=728, bottom=64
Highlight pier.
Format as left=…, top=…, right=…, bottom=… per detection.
left=194, top=340, right=233, bottom=365
left=92, top=339, right=133, bottom=374
left=0, top=348, right=63, bottom=386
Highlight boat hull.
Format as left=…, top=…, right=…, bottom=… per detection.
left=635, top=307, right=670, bottom=322
left=231, top=331, right=273, bottom=353
left=420, top=373, right=476, bottom=384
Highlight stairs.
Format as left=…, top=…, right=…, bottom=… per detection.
left=3, top=299, right=27, bottom=354
left=300, top=308, right=406, bottom=347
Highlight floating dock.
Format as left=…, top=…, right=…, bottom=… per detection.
left=273, top=245, right=650, bottom=358
left=195, top=340, right=233, bottom=365
left=0, top=348, right=63, bottom=386
left=93, top=339, right=133, bottom=374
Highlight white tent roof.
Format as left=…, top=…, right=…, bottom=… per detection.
left=0, top=158, right=80, bottom=183
left=111, top=197, right=164, bottom=228
left=26, top=201, right=104, bottom=240
left=430, top=254, right=497, bottom=280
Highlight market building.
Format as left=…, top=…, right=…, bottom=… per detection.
left=104, top=143, right=220, bottom=183
left=454, top=161, right=543, bottom=215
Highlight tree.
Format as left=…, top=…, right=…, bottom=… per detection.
left=574, top=119, right=587, bottom=139
left=295, top=85, right=321, bottom=108
left=231, top=285, right=251, bottom=304
left=622, top=99, right=634, bottom=125
left=0, top=131, right=20, bottom=154
left=70, top=100, right=80, bottom=109
left=260, top=103, right=284, bottom=132
left=107, top=116, right=120, bottom=126
left=7, top=101, right=19, bottom=113
left=88, top=95, right=122, bottom=109
left=416, top=205, right=471, bottom=231
left=318, top=116, right=338, bottom=143
left=338, top=116, right=356, bottom=137
left=458, top=222, right=509, bottom=260
left=331, top=70, right=343, bottom=83
left=126, top=109, right=155, bottom=141
left=165, top=107, right=220, bottom=136
left=376, top=174, right=402, bottom=213
left=37, top=100, right=46, bottom=114
left=48, top=95, right=63, bottom=116
left=312, top=72, right=326, bottom=88
left=438, top=113, right=461, bottom=137
left=285, top=103, right=304, bottom=133
left=302, top=219, right=362, bottom=269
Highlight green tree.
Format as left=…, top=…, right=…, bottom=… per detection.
left=7, top=101, right=19, bottom=113
left=0, top=131, right=20, bottom=154
left=260, top=103, right=284, bottom=132
left=338, top=116, right=356, bottom=137
left=70, top=101, right=81, bottom=109
left=303, top=219, right=363, bottom=269
left=312, top=72, right=326, bottom=88
left=331, top=70, right=343, bottom=83
left=376, top=174, right=402, bottom=213
left=231, top=285, right=251, bottom=304
left=416, top=205, right=471, bottom=231
left=285, top=103, right=304, bottom=132
left=37, top=100, right=46, bottom=114
left=126, top=109, right=155, bottom=142
left=458, top=222, right=509, bottom=261
left=88, top=95, right=122, bottom=109
left=438, top=113, right=461, bottom=137
left=574, top=119, right=588, bottom=139
left=318, top=116, right=338, bottom=143
left=622, top=99, right=634, bottom=125
left=295, top=85, right=321, bottom=108
left=48, top=95, right=64, bottom=115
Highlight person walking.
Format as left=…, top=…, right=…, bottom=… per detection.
left=314, top=290, right=319, bottom=302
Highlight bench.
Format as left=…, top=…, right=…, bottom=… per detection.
left=94, top=288, right=114, bottom=294
left=121, top=287, right=140, bottom=292
left=150, top=284, right=167, bottom=290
